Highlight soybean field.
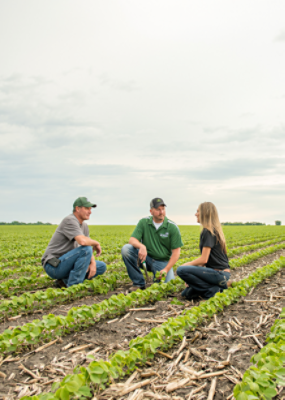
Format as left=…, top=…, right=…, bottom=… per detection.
left=0, top=225, right=285, bottom=400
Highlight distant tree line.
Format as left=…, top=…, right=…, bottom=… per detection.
left=0, top=221, right=52, bottom=225
left=222, top=222, right=265, bottom=226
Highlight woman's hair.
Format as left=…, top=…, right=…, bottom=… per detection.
left=198, top=202, right=227, bottom=253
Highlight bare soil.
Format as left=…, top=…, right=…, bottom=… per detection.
left=0, top=250, right=285, bottom=398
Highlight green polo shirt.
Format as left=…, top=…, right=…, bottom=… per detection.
left=131, top=216, right=183, bottom=261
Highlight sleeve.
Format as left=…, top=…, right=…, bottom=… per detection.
left=131, top=219, right=144, bottom=241
left=201, top=229, right=216, bottom=248
left=170, top=225, right=184, bottom=249
left=82, top=223, right=90, bottom=238
left=60, top=219, right=83, bottom=241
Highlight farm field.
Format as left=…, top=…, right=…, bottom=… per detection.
left=0, top=225, right=285, bottom=400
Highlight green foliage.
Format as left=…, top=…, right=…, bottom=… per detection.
left=223, top=222, right=265, bottom=226
left=21, top=256, right=285, bottom=400
left=233, top=308, right=285, bottom=400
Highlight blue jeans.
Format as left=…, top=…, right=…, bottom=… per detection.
left=44, top=246, right=106, bottom=287
left=121, top=244, right=175, bottom=287
left=176, top=265, right=231, bottom=300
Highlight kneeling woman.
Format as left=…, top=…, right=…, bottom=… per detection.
left=177, top=202, right=230, bottom=300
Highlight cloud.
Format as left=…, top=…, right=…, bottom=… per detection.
left=98, top=73, right=140, bottom=92
left=275, top=30, right=285, bottom=42
left=156, top=157, right=284, bottom=181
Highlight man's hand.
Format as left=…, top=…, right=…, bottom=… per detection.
left=138, top=245, right=147, bottom=262
left=87, top=261, right=97, bottom=279
left=92, top=243, right=102, bottom=257
left=158, top=268, right=168, bottom=280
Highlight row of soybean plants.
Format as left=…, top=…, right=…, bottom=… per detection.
left=234, top=308, right=285, bottom=400
left=0, top=241, right=285, bottom=319
left=1, top=225, right=284, bottom=263
left=1, top=245, right=285, bottom=354
left=0, top=231, right=285, bottom=284
left=0, top=230, right=283, bottom=283
left=1, top=241, right=285, bottom=319
left=0, top=236, right=285, bottom=293
left=21, top=256, right=285, bottom=400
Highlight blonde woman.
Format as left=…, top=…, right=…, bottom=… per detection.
left=177, top=202, right=231, bottom=300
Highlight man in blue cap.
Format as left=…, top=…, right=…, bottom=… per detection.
left=42, top=197, right=106, bottom=287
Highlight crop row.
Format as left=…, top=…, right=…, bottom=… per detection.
left=4, top=238, right=280, bottom=355
left=234, top=308, right=285, bottom=400
left=0, top=232, right=283, bottom=264
left=3, top=237, right=285, bottom=291
left=1, top=237, right=283, bottom=284
left=0, top=261, right=128, bottom=298
left=1, top=242, right=285, bottom=318
left=180, top=237, right=285, bottom=258
left=21, top=256, right=285, bottom=400
left=180, top=242, right=285, bottom=270
left=0, top=278, right=185, bottom=354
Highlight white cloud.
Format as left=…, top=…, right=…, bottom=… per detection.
left=0, top=0, right=285, bottom=225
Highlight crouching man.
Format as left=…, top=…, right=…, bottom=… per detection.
left=42, top=197, right=106, bottom=288
left=121, top=198, right=183, bottom=292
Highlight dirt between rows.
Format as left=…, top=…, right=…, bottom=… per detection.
left=0, top=249, right=284, bottom=332
left=102, top=269, right=285, bottom=400
left=0, top=251, right=285, bottom=398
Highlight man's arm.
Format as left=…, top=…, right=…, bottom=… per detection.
left=129, top=237, right=147, bottom=262
left=75, top=235, right=102, bottom=256
left=87, top=254, right=97, bottom=278
left=158, top=247, right=181, bottom=279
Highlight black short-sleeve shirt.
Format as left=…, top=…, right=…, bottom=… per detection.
left=199, top=229, right=230, bottom=270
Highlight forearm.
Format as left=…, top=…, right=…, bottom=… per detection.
left=183, top=256, right=206, bottom=266
left=164, top=248, right=181, bottom=272
left=76, top=235, right=99, bottom=247
left=90, top=255, right=96, bottom=266
left=129, top=237, right=146, bottom=250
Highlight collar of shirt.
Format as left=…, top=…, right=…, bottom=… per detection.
left=148, top=216, right=168, bottom=231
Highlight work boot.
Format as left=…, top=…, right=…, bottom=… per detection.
left=181, top=287, right=198, bottom=300
left=54, top=279, right=67, bottom=289
left=128, top=285, right=146, bottom=293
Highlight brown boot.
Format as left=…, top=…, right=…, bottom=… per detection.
left=55, top=279, right=67, bottom=289
left=128, top=285, right=146, bottom=293
left=227, top=280, right=233, bottom=288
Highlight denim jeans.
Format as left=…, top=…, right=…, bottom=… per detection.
left=176, top=265, right=231, bottom=300
left=44, top=246, right=106, bottom=287
left=121, top=244, right=175, bottom=287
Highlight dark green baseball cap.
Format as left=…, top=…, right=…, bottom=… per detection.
left=73, top=197, right=97, bottom=209
left=150, top=197, right=167, bottom=208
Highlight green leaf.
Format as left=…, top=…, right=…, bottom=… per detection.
left=236, top=393, right=249, bottom=400
left=63, top=375, right=85, bottom=393
left=89, top=366, right=104, bottom=374
left=76, top=386, right=92, bottom=397
left=262, top=387, right=277, bottom=398
left=55, top=387, right=69, bottom=400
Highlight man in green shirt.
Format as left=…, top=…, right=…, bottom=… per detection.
left=121, top=198, right=183, bottom=291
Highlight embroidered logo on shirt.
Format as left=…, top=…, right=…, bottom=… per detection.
left=160, top=232, right=169, bottom=238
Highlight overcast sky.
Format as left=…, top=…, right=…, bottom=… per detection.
left=0, top=0, right=285, bottom=225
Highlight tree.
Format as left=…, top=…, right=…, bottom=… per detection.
left=275, top=220, right=281, bottom=225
